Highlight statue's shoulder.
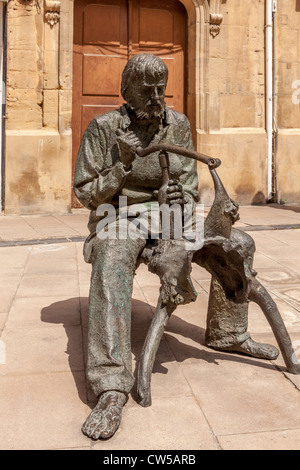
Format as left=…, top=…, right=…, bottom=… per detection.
left=165, top=107, right=191, bottom=126
left=92, top=106, right=126, bottom=127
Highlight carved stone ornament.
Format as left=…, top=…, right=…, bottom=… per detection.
left=208, top=0, right=223, bottom=38
left=45, top=0, right=61, bottom=27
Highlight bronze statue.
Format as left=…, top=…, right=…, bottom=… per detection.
left=73, top=53, right=300, bottom=440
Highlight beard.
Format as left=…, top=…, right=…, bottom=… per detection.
left=127, top=100, right=166, bottom=120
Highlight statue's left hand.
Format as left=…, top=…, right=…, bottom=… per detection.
left=116, top=129, right=142, bottom=170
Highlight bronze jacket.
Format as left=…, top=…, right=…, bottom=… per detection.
left=73, top=105, right=199, bottom=261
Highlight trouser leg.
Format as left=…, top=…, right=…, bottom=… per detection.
left=87, top=235, right=146, bottom=397
left=205, top=277, right=250, bottom=349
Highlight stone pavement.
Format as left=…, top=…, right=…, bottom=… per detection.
left=0, top=204, right=300, bottom=450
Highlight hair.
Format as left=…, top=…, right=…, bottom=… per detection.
left=121, top=53, right=168, bottom=100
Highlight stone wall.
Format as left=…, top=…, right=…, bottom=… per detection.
left=3, top=0, right=300, bottom=214
left=196, top=0, right=266, bottom=205
left=196, top=0, right=300, bottom=205
left=5, top=0, right=73, bottom=214
left=275, top=0, right=300, bottom=203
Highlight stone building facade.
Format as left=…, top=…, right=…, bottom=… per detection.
left=1, top=0, right=300, bottom=215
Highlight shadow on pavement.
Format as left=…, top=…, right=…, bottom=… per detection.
left=40, top=296, right=279, bottom=407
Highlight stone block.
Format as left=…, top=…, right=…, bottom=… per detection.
left=220, top=94, right=256, bottom=128
left=277, top=95, right=300, bottom=129
left=6, top=89, right=43, bottom=130
left=43, top=50, right=59, bottom=90
left=5, top=131, right=72, bottom=214
left=196, top=130, right=267, bottom=205
left=276, top=131, right=300, bottom=203
left=43, top=89, right=59, bottom=129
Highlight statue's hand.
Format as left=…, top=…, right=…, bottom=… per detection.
left=158, top=179, right=187, bottom=206
left=116, top=129, right=141, bottom=170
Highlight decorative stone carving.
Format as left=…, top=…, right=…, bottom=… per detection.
left=44, top=0, right=60, bottom=27
left=208, top=0, right=223, bottom=37
left=209, top=12, right=223, bottom=37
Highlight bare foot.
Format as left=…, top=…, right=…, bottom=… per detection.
left=225, top=338, right=279, bottom=360
left=82, top=391, right=127, bottom=440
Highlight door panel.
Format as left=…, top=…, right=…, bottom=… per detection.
left=138, top=8, right=174, bottom=46
left=82, top=55, right=121, bottom=96
left=83, top=4, right=123, bottom=45
left=131, top=0, right=186, bottom=112
left=72, top=0, right=187, bottom=207
left=161, top=57, right=174, bottom=100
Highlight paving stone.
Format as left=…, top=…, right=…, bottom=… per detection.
left=0, top=217, right=39, bottom=240
left=0, top=325, right=84, bottom=376
left=0, top=372, right=89, bottom=450
left=132, top=336, right=193, bottom=403
left=1, top=207, right=300, bottom=450
left=24, top=255, right=78, bottom=276
left=19, top=215, right=81, bottom=238
left=0, top=244, right=31, bottom=267
left=55, top=214, right=89, bottom=237
left=0, top=285, right=19, bottom=314
left=92, top=396, right=219, bottom=450
left=0, top=313, right=8, bottom=334
left=16, top=274, right=79, bottom=298
left=256, top=266, right=300, bottom=286
left=247, top=297, right=300, bottom=335
left=181, top=354, right=300, bottom=436
left=5, top=296, right=81, bottom=329
left=218, top=428, right=300, bottom=450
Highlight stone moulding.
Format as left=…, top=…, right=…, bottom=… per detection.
left=208, top=0, right=223, bottom=37
left=44, top=0, right=60, bottom=27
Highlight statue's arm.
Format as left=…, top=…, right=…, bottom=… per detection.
left=73, top=119, right=131, bottom=210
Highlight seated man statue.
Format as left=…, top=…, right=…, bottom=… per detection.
left=73, top=53, right=278, bottom=440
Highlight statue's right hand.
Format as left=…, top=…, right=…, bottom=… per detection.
left=116, top=129, right=141, bottom=170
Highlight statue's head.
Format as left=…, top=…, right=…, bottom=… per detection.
left=121, top=53, right=168, bottom=119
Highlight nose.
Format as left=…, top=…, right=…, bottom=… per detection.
left=151, top=87, right=159, bottom=100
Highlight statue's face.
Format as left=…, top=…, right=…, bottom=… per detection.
left=126, top=72, right=167, bottom=119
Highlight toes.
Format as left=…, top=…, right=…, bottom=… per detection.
left=238, top=339, right=279, bottom=360
left=100, top=408, right=122, bottom=439
left=97, top=411, right=122, bottom=440
left=82, top=417, right=106, bottom=440
left=81, top=407, right=104, bottom=439
left=81, top=422, right=94, bottom=438
left=81, top=403, right=123, bottom=440
left=81, top=416, right=99, bottom=439
left=99, top=425, right=116, bottom=440
left=261, top=344, right=279, bottom=360
left=91, top=423, right=106, bottom=440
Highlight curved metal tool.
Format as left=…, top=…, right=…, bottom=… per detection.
left=136, top=143, right=221, bottom=169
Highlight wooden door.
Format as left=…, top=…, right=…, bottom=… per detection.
left=72, top=0, right=187, bottom=207
left=130, top=0, right=186, bottom=113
